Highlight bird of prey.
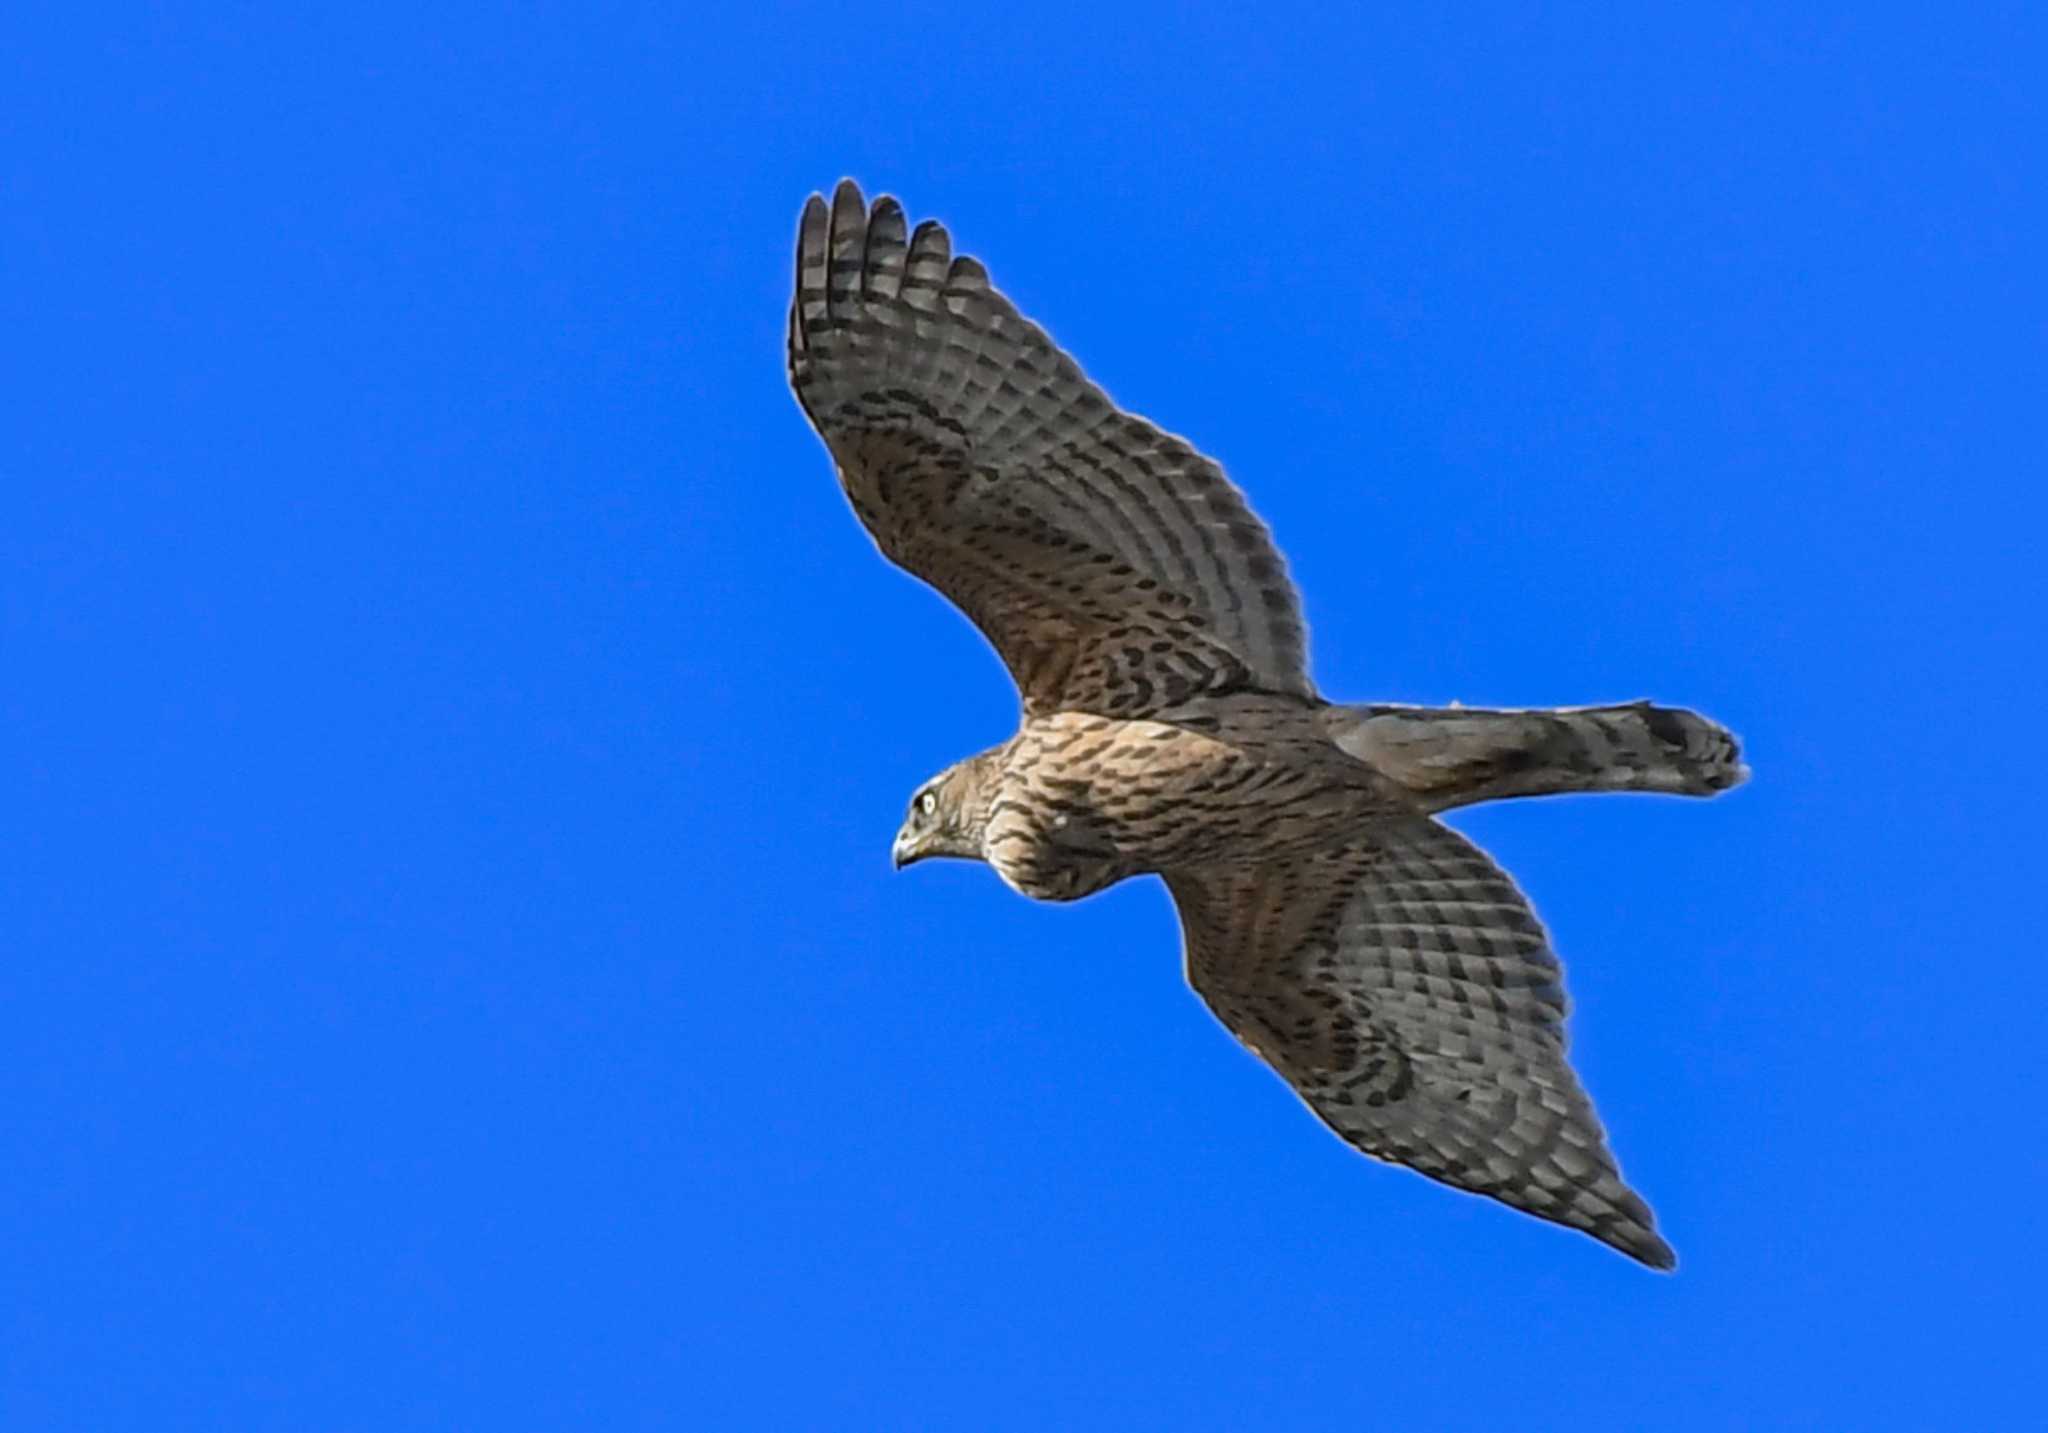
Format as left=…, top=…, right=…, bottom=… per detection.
left=787, top=180, right=1744, bottom=1269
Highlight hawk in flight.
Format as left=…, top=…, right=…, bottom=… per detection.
left=788, top=181, right=1744, bottom=1268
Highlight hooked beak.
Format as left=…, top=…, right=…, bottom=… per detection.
left=891, top=826, right=922, bottom=870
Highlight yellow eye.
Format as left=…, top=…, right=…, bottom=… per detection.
left=919, top=791, right=938, bottom=817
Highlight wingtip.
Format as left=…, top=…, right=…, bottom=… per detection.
left=863, top=194, right=910, bottom=299
left=796, top=180, right=869, bottom=253
left=797, top=192, right=828, bottom=248
left=1635, top=1233, right=1679, bottom=1272
left=946, top=253, right=990, bottom=291
left=1598, top=1180, right=1678, bottom=1271
left=829, top=179, right=868, bottom=253
left=1603, top=1211, right=1678, bottom=1271
left=797, top=191, right=829, bottom=260
left=792, top=190, right=835, bottom=351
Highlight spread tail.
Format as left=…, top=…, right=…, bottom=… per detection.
left=1324, top=700, right=1748, bottom=812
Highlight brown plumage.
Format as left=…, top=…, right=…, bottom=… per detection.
left=790, top=180, right=1746, bottom=1270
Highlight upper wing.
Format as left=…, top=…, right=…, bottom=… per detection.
left=1166, top=816, right=1675, bottom=1268
left=788, top=180, right=1312, bottom=716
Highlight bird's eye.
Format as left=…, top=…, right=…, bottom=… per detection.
left=919, top=791, right=937, bottom=818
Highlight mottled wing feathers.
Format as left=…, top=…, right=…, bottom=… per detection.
left=789, top=180, right=1312, bottom=714
left=1167, top=818, right=1674, bottom=1268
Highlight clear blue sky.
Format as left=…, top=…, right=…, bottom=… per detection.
left=6, top=4, right=2042, bottom=1427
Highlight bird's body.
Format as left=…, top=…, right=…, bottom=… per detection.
left=978, top=698, right=1393, bottom=901
left=789, top=180, right=1745, bottom=1269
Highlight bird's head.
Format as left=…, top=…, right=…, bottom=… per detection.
left=891, top=754, right=995, bottom=870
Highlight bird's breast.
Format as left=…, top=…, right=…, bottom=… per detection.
left=991, top=711, right=1345, bottom=882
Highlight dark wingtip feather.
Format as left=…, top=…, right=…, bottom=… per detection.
left=826, top=180, right=869, bottom=322
left=864, top=195, right=909, bottom=299
left=1629, top=1228, right=1679, bottom=1272
left=792, top=192, right=832, bottom=350
left=902, top=218, right=952, bottom=309
left=1597, top=1187, right=1677, bottom=1270
left=946, top=253, right=990, bottom=291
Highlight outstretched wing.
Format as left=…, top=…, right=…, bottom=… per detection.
left=788, top=180, right=1312, bottom=716
left=1166, top=817, right=1674, bottom=1268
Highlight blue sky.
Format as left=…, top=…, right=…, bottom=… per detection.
left=5, top=3, right=2043, bottom=1427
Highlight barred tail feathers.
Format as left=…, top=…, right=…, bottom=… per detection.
left=1326, top=701, right=1748, bottom=811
